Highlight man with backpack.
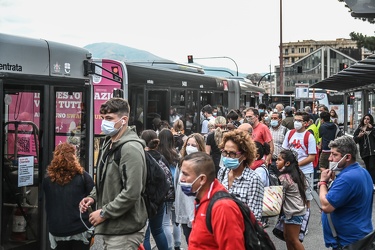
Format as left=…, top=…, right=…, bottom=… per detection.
left=282, top=111, right=317, bottom=210
left=80, top=98, right=147, bottom=250
left=180, top=152, right=275, bottom=250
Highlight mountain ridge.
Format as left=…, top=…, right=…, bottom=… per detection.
left=84, top=42, right=246, bottom=77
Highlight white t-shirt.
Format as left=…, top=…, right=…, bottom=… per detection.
left=282, top=130, right=316, bottom=174
left=201, top=116, right=215, bottom=134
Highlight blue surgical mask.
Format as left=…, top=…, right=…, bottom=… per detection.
left=264, top=116, right=270, bottom=122
left=101, top=118, right=123, bottom=136
left=179, top=174, right=204, bottom=197
left=259, top=109, right=264, bottom=113
left=222, top=157, right=242, bottom=170
left=270, top=120, right=279, bottom=127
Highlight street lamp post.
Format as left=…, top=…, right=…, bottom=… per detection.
left=191, top=56, right=239, bottom=76
left=279, top=0, right=284, bottom=94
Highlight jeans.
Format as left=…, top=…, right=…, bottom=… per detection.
left=163, top=201, right=181, bottom=249
left=143, top=204, right=168, bottom=250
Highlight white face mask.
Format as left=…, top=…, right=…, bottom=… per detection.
left=186, top=145, right=199, bottom=155
left=101, top=118, right=123, bottom=136
left=294, top=121, right=303, bottom=130
left=329, top=154, right=348, bottom=172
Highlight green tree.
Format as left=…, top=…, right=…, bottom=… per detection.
left=246, top=73, right=262, bottom=84
left=350, top=32, right=375, bottom=52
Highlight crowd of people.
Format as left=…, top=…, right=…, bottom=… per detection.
left=44, top=97, right=374, bottom=250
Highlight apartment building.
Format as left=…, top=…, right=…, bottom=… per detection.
left=282, top=38, right=371, bottom=65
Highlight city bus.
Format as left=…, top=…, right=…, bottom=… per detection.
left=0, top=33, right=122, bottom=250
left=90, top=59, right=265, bottom=136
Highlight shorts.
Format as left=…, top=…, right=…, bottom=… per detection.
left=319, top=152, right=330, bottom=169
left=304, top=173, right=313, bottom=201
left=282, top=214, right=304, bottom=225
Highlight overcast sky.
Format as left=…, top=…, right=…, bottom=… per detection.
left=1, top=0, right=374, bottom=74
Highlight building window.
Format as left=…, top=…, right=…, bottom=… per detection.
left=291, top=48, right=295, bottom=53
left=285, top=48, right=289, bottom=55
left=310, top=47, right=313, bottom=53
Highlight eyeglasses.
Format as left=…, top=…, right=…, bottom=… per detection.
left=221, top=150, right=242, bottom=159
left=186, top=143, right=197, bottom=147
left=245, top=116, right=254, bottom=120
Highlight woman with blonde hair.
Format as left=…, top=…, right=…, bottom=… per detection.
left=174, top=133, right=206, bottom=245
left=205, top=116, right=227, bottom=175
left=217, top=129, right=265, bottom=221
left=43, top=142, right=94, bottom=250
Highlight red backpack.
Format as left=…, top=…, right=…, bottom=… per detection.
left=287, top=129, right=319, bottom=168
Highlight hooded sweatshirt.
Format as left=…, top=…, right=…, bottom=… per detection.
left=89, top=125, right=147, bottom=235
left=319, top=121, right=338, bottom=151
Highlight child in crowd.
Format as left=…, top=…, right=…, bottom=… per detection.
left=276, top=150, right=307, bottom=250
left=251, top=141, right=271, bottom=187
left=251, top=141, right=271, bottom=228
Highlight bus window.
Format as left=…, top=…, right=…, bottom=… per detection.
left=170, top=89, right=185, bottom=127
left=186, top=90, right=198, bottom=134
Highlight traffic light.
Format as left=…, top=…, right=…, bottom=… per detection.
left=111, top=66, right=120, bottom=81
left=187, top=55, right=194, bottom=63
left=297, top=66, right=303, bottom=73
left=339, top=63, right=348, bottom=71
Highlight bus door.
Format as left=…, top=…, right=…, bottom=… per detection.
left=145, top=89, right=168, bottom=130
left=1, top=82, right=89, bottom=250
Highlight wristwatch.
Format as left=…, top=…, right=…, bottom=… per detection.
left=99, top=209, right=105, bottom=218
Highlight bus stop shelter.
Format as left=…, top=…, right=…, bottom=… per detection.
left=312, top=54, right=375, bottom=133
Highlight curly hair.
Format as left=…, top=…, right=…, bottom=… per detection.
left=219, top=129, right=257, bottom=166
left=47, top=142, right=83, bottom=185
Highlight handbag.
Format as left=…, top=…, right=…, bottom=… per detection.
left=262, top=185, right=283, bottom=217
left=272, top=208, right=310, bottom=242
left=327, top=213, right=375, bottom=250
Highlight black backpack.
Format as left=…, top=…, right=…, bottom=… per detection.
left=155, top=154, right=174, bottom=201
left=206, top=191, right=276, bottom=250
left=260, top=165, right=280, bottom=186
left=112, top=141, right=170, bottom=218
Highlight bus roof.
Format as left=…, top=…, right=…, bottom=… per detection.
left=125, top=62, right=227, bottom=90
left=0, top=33, right=91, bottom=80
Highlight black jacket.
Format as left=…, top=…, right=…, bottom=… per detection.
left=43, top=171, right=94, bottom=236
left=353, top=125, right=375, bottom=158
